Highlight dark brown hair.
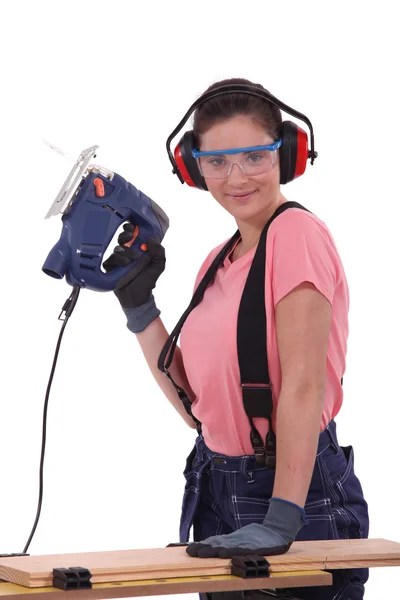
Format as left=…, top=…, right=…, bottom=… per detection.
left=192, top=78, right=282, bottom=143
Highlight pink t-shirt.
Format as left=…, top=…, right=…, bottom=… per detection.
left=180, top=207, right=349, bottom=456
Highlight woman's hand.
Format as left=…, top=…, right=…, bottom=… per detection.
left=186, top=498, right=306, bottom=558
left=103, top=224, right=166, bottom=333
left=103, top=223, right=166, bottom=309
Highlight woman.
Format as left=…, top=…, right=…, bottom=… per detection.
left=104, top=78, right=369, bottom=600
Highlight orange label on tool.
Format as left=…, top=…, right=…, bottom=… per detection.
left=94, top=178, right=105, bottom=198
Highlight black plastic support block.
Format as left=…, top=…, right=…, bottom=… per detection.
left=231, top=555, right=270, bottom=578
left=53, top=566, right=92, bottom=591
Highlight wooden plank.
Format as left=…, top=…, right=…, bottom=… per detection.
left=267, top=538, right=400, bottom=571
left=0, top=571, right=332, bottom=600
left=0, top=538, right=399, bottom=588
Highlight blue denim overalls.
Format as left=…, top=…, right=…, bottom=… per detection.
left=180, top=420, right=369, bottom=600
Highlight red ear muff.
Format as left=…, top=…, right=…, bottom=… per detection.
left=279, top=121, right=309, bottom=185
left=174, top=131, right=208, bottom=191
left=294, top=126, right=309, bottom=179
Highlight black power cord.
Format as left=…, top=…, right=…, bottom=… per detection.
left=23, top=284, right=81, bottom=554
left=0, top=285, right=81, bottom=557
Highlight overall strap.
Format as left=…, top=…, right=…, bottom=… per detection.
left=238, top=201, right=311, bottom=467
left=157, top=201, right=313, bottom=453
left=157, top=231, right=241, bottom=430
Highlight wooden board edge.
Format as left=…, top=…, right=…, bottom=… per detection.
left=0, top=567, right=232, bottom=588
left=270, top=558, right=400, bottom=572
left=324, top=558, right=400, bottom=570
left=0, top=571, right=332, bottom=599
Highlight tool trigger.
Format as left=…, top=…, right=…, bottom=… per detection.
left=124, top=225, right=140, bottom=248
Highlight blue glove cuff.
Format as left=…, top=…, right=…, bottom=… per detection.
left=262, top=497, right=308, bottom=543
left=269, top=497, right=308, bottom=524
left=123, top=295, right=160, bottom=333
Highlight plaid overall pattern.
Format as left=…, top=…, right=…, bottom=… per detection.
left=179, top=420, right=369, bottom=600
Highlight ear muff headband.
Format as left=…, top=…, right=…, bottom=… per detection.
left=166, top=84, right=317, bottom=188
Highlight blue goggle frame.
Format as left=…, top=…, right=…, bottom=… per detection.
left=192, top=139, right=282, bottom=159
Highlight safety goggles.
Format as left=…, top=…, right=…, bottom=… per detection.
left=192, top=139, right=282, bottom=179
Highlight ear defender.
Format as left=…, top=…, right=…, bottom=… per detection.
left=173, top=121, right=310, bottom=190
left=279, top=121, right=309, bottom=185
left=173, top=131, right=208, bottom=191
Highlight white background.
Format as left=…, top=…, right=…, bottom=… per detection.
left=1, top=1, right=399, bottom=599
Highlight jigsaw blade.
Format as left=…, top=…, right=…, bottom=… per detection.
left=44, top=145, right=99, bottom=219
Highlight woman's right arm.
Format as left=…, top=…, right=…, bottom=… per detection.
left=135, top=316, right=197, bottom=429
left=103, top=222, right=197, bottom=429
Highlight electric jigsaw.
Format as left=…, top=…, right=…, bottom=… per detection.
left=42, top=145, right=169, bottom=291
left=1, top=145, right=170, bottom=557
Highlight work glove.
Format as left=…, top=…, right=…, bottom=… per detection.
left=186, top=498, right=307, bottom=558
left=103, top=223, right=166, bottom=333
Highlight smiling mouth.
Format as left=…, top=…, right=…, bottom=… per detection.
left=228, top=191, right=256, bottom=199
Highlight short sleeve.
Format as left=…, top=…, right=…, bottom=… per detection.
left=270, top=211, right=339, bottom=307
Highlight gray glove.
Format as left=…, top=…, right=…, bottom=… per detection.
left=103, top=225, right=166, bottom=333
left=186, top=497, right=307, bottom=558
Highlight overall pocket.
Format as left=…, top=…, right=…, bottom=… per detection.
left=319, top=444, right=368, bottom=539
left=297, top=497, right=337, bottom=541
left=233, top=495, right=270, bottom=525
left=180, top=442, right=210, bottom=542
left=182, top=442, right=206, bottom=497
left=230, top=461, right=276, bottom=527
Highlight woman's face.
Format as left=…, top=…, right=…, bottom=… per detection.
left=198, top=115, right=282, bottom=226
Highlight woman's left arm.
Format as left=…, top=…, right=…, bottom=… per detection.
left=185, top=282, right=333, bottom=559
left=272, top=281, right=332, bottom=507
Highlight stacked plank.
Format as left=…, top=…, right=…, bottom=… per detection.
left=0, top=538, right=399, bottom=588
